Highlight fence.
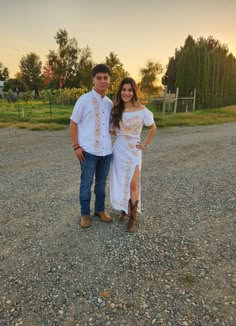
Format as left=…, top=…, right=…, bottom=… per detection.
left=150, top=87, right=196, bottom=117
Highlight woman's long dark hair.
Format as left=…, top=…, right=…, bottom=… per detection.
left=111, top=77, right=139, bottom=129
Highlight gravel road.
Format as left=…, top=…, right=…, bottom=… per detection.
left=0, top=123, right=236, bottom=326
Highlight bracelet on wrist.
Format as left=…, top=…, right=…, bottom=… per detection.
left=74, top=146, right=81, bottom=151
left=73, top=143, right=79, bottom=147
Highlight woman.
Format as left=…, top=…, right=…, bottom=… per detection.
left=110, top=77, right=157, bottom=232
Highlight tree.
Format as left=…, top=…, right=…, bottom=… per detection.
left=47, top=29, right=79, bottom=88
left=3, top=77, right=26, bottom=94
left=176, top=35, right=198, bottom=96
left=43, top=61, right=54, bottom=87
left=74, top=46, right=94, bottom=89
left=139, top=60, right=162, bottom=96
left=163, top=34, right=236, bottom=108
left=0, top=62, right=9, bottom=80
left=105, top=52, right=128, bottom=97
left=19, top=52, right=43, bottom=95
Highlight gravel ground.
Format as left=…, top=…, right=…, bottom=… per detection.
left=0, top=123, right=236, bottom=326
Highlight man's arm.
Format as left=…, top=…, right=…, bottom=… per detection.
left=70, top=120, right=85, bottom=162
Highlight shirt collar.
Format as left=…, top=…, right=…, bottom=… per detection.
left=92, top=88, right=106, bottom=100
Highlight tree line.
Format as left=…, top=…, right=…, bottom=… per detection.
left=1, top=31, right=236, bottom=108
left=0, top=29, right=162, bottom=100
left=162, top=35, right=236, bottom=108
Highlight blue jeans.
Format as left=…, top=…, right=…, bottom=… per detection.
left=79, top=151, right=112, bottom=216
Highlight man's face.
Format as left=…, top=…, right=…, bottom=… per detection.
left=93, top=73, right=111, bottom=95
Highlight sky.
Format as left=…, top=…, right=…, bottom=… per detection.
left=1, top=0, right=236, bottom=82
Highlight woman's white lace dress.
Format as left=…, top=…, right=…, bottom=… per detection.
left=110, top=107, right=154, bottom=214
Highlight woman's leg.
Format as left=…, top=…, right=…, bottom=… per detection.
left=130, top=165, right=140, bottom=205
left=127, top=165, right=140, bottom=232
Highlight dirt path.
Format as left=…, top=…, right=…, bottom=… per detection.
left=0, top=123, right=235, bottom=325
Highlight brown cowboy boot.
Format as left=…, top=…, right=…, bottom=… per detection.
left=127, top=199, right=139, bottom=232
left=119, top=210, right=129, bottom=221
left=94, top=211, right=113, bottom=222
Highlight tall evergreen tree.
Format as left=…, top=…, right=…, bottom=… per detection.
left=176, top=35, right=197, bottom=96
left=163, top=34, right=236, bottom=108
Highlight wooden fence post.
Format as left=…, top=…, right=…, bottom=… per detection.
left=192, top=88, right=196, bottom=111
left=162, top=87, right=167, bottom=117
left=173, top=87, right=179, bottom=114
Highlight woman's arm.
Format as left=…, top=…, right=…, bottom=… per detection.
left=144, top=123, right=157, bottom=147
left=136, top=123, right=157, bottom=150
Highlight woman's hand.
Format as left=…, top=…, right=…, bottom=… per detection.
left=109, top=130, right=116, bottom=136
left=136, top=141, right=146, bottom=150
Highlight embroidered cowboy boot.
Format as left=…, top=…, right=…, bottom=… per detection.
left=127, top=199, right=139, bottom=232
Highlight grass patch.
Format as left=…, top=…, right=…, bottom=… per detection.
left=0, top=99, right=72, bottom=130
left=1, top=99, right=236, bottom=130
left=152, top=105, right=236, bottom=127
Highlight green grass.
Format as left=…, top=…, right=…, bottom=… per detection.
left=0, top=99, right=236, bottom=131
left=150, top=105, right=236, bottom=128
left=0, top=99, right=71, bottom=130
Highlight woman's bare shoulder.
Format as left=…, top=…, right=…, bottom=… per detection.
left=137, top=104, right=147, bottom=111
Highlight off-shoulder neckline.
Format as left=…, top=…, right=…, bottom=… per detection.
left=123, top=108, right=147, bottom=113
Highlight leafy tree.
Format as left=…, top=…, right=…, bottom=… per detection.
left=19, top=52, right=43, bottom=95
left=43, top=61, right=54, bottom=87
left=139, top=60, right=162, bottom=96
left=0, top=62, right=9, bottom=80
left=74, top=46, right=94, bottom=89
left=105, top=52, right=128, bottom=97
left=3, top=78, right=26, bottom=94
left=47, top=29, right=79, bottom=88
left=22, top=91, right=33, bottom=103
left=6, top=89, right=17, bottom=106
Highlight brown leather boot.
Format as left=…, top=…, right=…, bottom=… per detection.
left=80, top=216, right=91, bottom=228
left=94, top=211, right=113, bottom=222
left=119, top=210, right=129, bottom=221
left=127, top=199, right=139, bottom=232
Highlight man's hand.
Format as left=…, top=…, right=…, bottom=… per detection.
left=74, top=147, right=85, bottom=162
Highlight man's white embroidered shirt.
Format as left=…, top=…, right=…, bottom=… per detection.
left=70, top=89, right=112, bottom=156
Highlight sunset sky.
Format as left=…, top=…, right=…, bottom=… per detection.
left=1, top=0, right=236, bottom=82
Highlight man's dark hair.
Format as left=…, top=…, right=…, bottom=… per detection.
left=92, top=64, right=111, bottom=77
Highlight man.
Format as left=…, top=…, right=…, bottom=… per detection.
left=70, top=64, right=113, bottom=228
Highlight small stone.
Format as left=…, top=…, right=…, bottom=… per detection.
left=156, top=313, right=161, bottom=319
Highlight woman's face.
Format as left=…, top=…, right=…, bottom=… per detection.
left=121, top=83, right=133, bottom=103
